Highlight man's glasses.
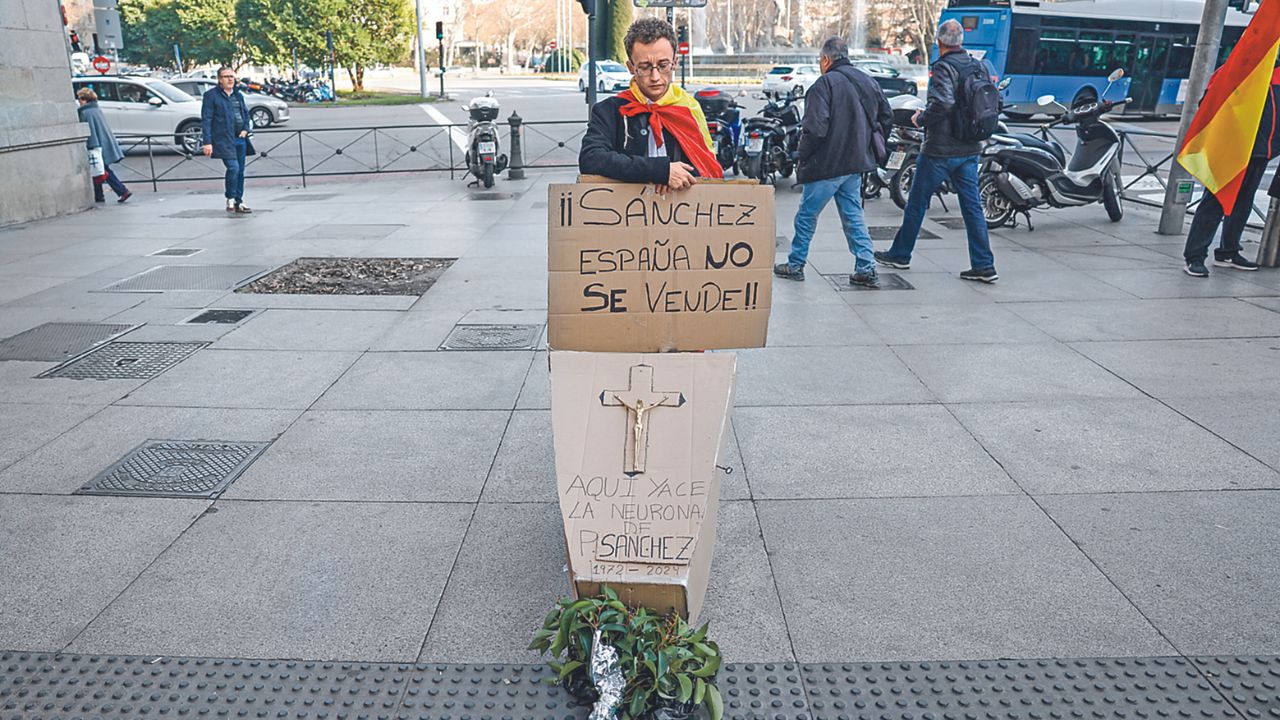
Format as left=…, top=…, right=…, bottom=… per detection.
left=633, top=60, right=674, bottom=75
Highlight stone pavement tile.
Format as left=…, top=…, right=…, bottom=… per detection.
left=516, top=352, right=550, bottom=410
left=464, top=222, right=547, bottom=258
left=757, top=495, right=1174, bottom=661
left=255, top=235, right=387, bottom=258
left=950, top=398, right=1280, bottom=494
left=369, top=310, right=470, bottom=352
left=1242, top=297, right=1280, bottom=314
left=225, top=409, right=508, bottom=502
left=856, top=303, right=1054, bottom=345
left=0, top=275, right=75, bottom=305
left=1073, top=338, right=1280, bottom=400
left=1162, top=396, right=1280, bottom=470
left=0, top=253, right=140, bottom=279
left=0, top=403, right=101, bottom=474
left=834, top=271, right=993, bottom=306
left=0, top=405, right=298, bottom=494
left=409, top=257, right=547, bottom=312
left=361, top=226, right=479, bottom=258
left=213, top=309, right=403, bottom=351
left=481, top=410, right=749, bottom=503
left=416, top=502, right=571, bottom=664
left=804, top=249, right=948, bottom=275
left=67, top=500, right=472, bottom=662
left=962, top=269, right=1138, bottom=303
left=289, top=223, right=407, bottom=240
left=213, top=292, right=418, bottom=311
left=1084, top=269, right=1280, bottom=299
left=315, top=351, right=533, bottom=410
left=1041, top=491, right=1280, bottom=656
left=0, top=494, right=206, bottom=652
left=0, top=306, right=127, bottom=339
left=765, top=300, right=882, bottom=347
left=915, top=246, right=1071, bottom=274
left=1039, top=244, right=1184, bottom=271
left=0, top=361, right=143, bottom=406
left=1, top=278, right=155, bottom=315
left=733, top=346, right=934, bottom=406
left=117, top=349, right=361, bottom=410
left=767, top=268, right=851, bottom=307
left=1239, top=269, right=1280, bottom=291
left=736, top=405, right=1016, bottom=499
left=1006, top=298, right=1280, bottom=342
left=998, top=220, right=1130, bottom=248
left=894, top=343, right=1142, bottom=403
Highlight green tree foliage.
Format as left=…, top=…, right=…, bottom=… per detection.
left=120, top=0, right=244, bottom=69
left=120, top=0, right=185, bottom=70
left=329, top=0, right=416, bottom=91
left=605, top=0, right=632, bottom=63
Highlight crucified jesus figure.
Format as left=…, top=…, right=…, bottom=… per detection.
left=601, top=365, right=686, bottom=475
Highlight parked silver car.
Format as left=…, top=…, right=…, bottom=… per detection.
left=71, top=76, right=204, bottom=153
left=169, top=78, right=291, bottom=128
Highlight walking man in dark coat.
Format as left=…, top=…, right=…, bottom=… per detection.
left=76, top=87, right=131, bottom=203
left=773, top=36, right=892, bottom=287
left=201, top=66, right=253, bottom=213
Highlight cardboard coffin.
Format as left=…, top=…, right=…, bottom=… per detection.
left=547, top=180, right=775, bottom=353
left=550, top=350, right=736, bottom=621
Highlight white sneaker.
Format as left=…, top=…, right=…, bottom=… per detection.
left=226, top=198, right=236, bottom=213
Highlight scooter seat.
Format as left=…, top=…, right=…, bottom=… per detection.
left=1003, top=133, right=1066, bottom=167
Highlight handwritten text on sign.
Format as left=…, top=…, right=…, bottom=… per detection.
left=547, top=182, right=773, bottom=352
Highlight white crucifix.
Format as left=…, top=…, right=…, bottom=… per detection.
left=600, top=364, right=686, bottom=476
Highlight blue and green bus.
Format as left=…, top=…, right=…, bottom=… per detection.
left=939, top=0, right=1254, bottom=117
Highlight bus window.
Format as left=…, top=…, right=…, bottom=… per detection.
left=1077, top=32, right=1114, bottom=76
left=1035, top=30, right=1077, bottom=75
left=1168, top=36, right=1194, bottom=78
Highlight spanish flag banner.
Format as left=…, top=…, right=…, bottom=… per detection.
left=617, top=82, right=725, bottom=179
left=1176, top=0, right=1280, bottom=214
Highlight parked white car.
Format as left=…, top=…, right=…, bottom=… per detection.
left=578, top=61, right=632, bottom=93
left=169, top=78, right=290, bottom=127
left=761, top=64, right=820, bottom=97
left=72, top=76, right=205, bottom=153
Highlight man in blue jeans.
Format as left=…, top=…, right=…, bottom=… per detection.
left=876, top=19, right=997, bottom=282
left=774, top=36, right=892, bottom=287
left=200, top=66, right=253, bottom=214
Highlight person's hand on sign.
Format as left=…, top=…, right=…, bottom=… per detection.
left=665, top=161, right=697, bottom=193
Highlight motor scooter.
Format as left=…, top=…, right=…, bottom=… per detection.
left=462, top=92, right=509, bottom=189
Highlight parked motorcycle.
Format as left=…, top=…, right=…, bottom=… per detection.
left=462, top=92, right=508, bottom=189
left=979, top=70, right=1128, bottom=230
left=694, top=87, right=744, bottom=174
left=737, top=87, right=803, bottom=185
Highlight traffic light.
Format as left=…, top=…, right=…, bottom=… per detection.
left=435, top=21, right=444, bottom=40
left=677, top=24, right=688, bottom=44
left=577, top=0, right=594, bottom=14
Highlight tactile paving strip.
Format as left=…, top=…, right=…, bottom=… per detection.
left=76, top=440, right=269, bottom=499
left=99, top=265, right=270, bottom=292
left=0, top=655, right=1265, bottom=720
left=39, top=341, right=206, bottom=380
left=1193, top=657, right=1280, bottom=718
left=822, top=272, right=914, bottom=292
left=801, top=657, right=1243, bottom=720
left=0, top=323, right=133, bottom=362
left=441, top=324, right=543, bottom=351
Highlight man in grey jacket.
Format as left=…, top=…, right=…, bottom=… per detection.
left=76, top=87, right=131, bottom=203
left=876, top=19, right=997, bottom=282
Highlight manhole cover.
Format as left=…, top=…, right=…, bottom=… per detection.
left=163, top=209, right=272, bottom=219
left=0, top=322, right=134, bottom=362
left=150, top=247, right=204, bottom=257
left=869, top=226, right=938, bottom=240
left=822, top=272, right=914, bottom=292
left=99, top=265, right=269, bottom=292
left=441, top=324, right=542, bottom=350
left=184, top=309, right=255, bottom=324
left=467, top=192, right=514, bottom=201
left=275, top=193, right=339, bottom=202
left=238, top=257, right=455, bottom=296
left=39, top=341, right=207, bottom=380
left=77, top=440, right=269, bottom=499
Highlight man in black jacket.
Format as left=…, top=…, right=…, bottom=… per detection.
left=774, top=36, right=893, bottom=287
left=1182, top=65, right=1280, bottom=276
left=876, top=19, right=998, bottom=283
left=578, top=18, right=721, bottom=193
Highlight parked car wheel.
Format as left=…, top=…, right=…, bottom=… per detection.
left=176, top=121, right=203, bottom=155
left=250, top=106, right=273, bottom=128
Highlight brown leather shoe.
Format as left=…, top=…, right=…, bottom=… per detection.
left=234, top=202, right=253, bottom=214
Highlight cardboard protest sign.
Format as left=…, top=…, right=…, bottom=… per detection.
left=547, top=181, right=774, bottom=352
left=550, top=350, right=735, bottom=621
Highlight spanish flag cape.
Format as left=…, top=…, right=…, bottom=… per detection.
left=617, top=81, right=724, bottom=179
left=1176, top=0, right=1280, bottom=214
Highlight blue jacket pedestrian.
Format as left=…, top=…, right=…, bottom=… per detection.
left=201, top=67, right=254, bottom=213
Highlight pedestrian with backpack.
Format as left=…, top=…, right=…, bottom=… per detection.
left=876, top=19, right=1000, bottom=283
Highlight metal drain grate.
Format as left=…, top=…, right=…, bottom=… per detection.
left=467, top=191, right=514, bottom=201
left=99, top=265, right=269, bottom=292
left=184, top=309, right=255, bottom=324
left=76, top=440, right=269, bottom=499
left=441, top=323, right=542, bottom=350
left=822, top=272, right=914, bottom=292
left=149, top=247, right=204, bottom=257
left=275, top=193, right=339, bottom=202
left=39, top=341, right=206, bottom=380
left=0, top=322, right=134, bottom=362
left=869, top=226, right=938, bottom=240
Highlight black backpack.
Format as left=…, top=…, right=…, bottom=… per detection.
left=952, top=56, right=1000, bottom=142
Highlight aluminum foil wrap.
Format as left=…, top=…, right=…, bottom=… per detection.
left=588, top=628, right=625, bottom=720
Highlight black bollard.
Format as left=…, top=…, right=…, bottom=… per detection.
left=507, top=111, right=525, bottom=180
